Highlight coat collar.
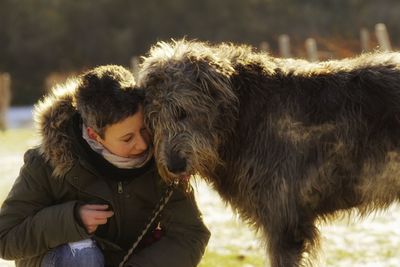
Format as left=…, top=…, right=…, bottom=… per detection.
left=33, top=79, right=82, bottom=178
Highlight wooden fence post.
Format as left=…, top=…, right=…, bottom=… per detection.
left=375, top=23, right=392, bottom=51
left=305, top=38, right=318, bottom=62
left=0, top=73, right=11, bottom=131
left=278, top=34, right=291, bottom=58
left=360, top=28, right=370, bottom=52
left=131, top=56, right=140, bottom=81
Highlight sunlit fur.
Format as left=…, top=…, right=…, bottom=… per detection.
left=139, top=39, right=400, bottom=267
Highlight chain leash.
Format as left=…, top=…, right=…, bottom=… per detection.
left=118, top=179, right=179, bottom=267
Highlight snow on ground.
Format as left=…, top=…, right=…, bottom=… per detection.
left=192, top=180, right=264, bottom=255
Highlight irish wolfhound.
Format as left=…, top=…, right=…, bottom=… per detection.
left=138, top=39, right=400, bottom=267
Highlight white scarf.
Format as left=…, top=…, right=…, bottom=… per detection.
left=82, top=125, right=152, bottom=169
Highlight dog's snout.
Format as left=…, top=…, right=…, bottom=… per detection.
left=167, top=152, right=187, bottom=174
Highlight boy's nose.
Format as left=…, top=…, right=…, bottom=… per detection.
left=135, top=134, right=148, bottom=152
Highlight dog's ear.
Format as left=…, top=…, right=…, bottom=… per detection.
left=192, top=57, right=238, bottom=106
left=189, top=57, right=239, bottom=132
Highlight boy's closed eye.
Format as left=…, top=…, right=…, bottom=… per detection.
left=122, top=135, right=133, bottom=142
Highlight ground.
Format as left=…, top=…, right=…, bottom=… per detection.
left=0, top=108, right=399, bottom=266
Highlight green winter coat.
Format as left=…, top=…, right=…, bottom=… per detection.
left=0, top=83, right=210, bottom=266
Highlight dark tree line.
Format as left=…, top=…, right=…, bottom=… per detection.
left=0, top=0, right=399, bottom=105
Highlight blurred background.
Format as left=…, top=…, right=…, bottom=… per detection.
left=1, top=0, right=400, bottom=266
left=1, top=0, right=400, bottom=107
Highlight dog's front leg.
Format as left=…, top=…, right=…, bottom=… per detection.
left=264, top=212, right=319, bottom=267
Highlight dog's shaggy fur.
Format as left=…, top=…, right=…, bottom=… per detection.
left=138, top=39, right=400, bottom=266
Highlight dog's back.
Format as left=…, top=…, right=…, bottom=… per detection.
left=228, top=51, right=400, bottom=212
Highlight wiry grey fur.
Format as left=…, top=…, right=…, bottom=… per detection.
left=139, top=39, right=400, bottom=267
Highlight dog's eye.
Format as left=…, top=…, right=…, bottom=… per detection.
left=176, top=108, right=188, bottom=121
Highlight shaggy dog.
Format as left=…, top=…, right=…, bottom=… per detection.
left=138, top=39, right=400, bottom=267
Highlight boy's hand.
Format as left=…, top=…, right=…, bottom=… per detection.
left=79, top=204, right=114, bottom=234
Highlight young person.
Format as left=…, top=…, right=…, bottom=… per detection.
left=0, top=65, right=210, bottom=266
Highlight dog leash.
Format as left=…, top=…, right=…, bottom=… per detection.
left=118, top=179, right=179, bottom=267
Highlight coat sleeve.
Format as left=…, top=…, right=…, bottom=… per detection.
left=0, top=150, right=89, bottom=260
left=125, top=186, right=210, bottom=267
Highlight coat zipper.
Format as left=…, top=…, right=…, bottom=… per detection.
left=117, top=181, right=124, bottom=194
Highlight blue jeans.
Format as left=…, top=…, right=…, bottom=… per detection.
left=41, top=239, right=104, bottom=267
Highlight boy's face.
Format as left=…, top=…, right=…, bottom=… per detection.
left=90, top=106, right=150, bottom=158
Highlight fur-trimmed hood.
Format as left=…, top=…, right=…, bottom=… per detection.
left=33, top=79, right=81, bottom=178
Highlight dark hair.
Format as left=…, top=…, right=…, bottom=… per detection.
left=75, top=65, right=144, bottom=138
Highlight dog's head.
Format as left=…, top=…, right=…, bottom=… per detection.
left=139, top=39, right=239, bottom=183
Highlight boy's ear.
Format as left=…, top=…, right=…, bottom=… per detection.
left=86, top=127, right=100, bottom=141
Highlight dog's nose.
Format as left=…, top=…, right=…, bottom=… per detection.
left=167, top=152, right=187, bottom=174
